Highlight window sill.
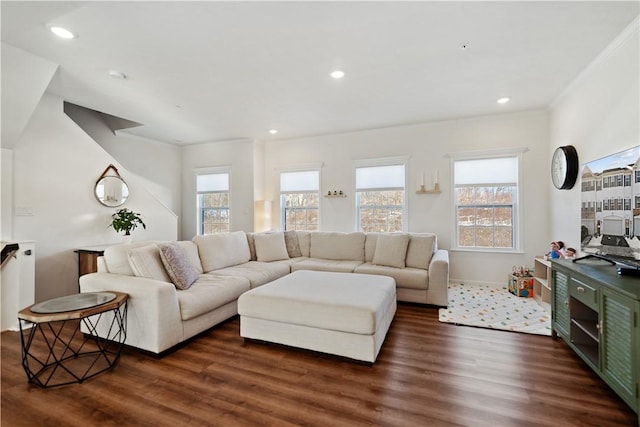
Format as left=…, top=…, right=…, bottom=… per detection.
left=450, top=248, right=525, bottom=255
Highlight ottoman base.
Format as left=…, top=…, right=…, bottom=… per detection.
left=239, top=272, right=396, bottom=363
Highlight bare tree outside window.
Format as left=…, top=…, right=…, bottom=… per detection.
left=199, top=192, right=229, bottom=234
left=280, top=170, right=320, bottom=231
left=355, top=162, right=406, bottom=232
left=197, top=171, right=230, bottom=235
left=282, top=192, right=319, bottom=231
left=358, top=190, right=404, bottom=232
left=453, top=155, right=521, bottom=250
left=456, top=186, right=514, bottom=248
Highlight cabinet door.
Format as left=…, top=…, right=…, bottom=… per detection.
left=600, top=288, right=638, bottom=412
left=552, top=269, right=570, bottom=338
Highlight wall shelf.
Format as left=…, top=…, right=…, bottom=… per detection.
left=324, top=194, right=347, bottom=198
left=416, top=184, right=441, bottom=195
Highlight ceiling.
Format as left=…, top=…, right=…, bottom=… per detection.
left=2, top=1, right=638, bottom=145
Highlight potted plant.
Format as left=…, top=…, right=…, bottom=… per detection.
left=109, top=208, right=146, bottom=237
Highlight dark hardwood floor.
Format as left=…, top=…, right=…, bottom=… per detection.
left=1, top=303, right=636, bottom=426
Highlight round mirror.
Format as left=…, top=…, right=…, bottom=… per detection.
left=95, top=176, right=129, bottom=207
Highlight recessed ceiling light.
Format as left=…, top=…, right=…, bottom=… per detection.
left=269, top=129, right=278, bottom=135
left=460, top=43, right=470, bottom=50
left=108, top=70, right=127, bottom=80
left=497, top=97, right=511, bottom=104
left=330, top=70, right=345, bottom=79
left=49, top=25, right=76, bottom=39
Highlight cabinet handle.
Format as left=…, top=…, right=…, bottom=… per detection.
left=597, top=320, right=604, bottom=336
left=577, top=286, right=585, bottom=293
left=564, top=299, right=569, bottom=306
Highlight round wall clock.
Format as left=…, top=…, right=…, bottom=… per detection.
left=551, top=145, right=579, bottom=190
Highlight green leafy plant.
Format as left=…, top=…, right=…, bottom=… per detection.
left=109, top=208, right=146, bottom=236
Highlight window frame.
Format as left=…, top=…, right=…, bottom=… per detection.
left=449, top=148, right=526, bottom=253
left=279, top=167, right=321, bottom=231
left=354, top=156, right=409, bottom=233
left=194, top=166, right=231, bottom=235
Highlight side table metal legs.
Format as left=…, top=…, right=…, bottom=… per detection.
left=19, top=302, right=127, bottom=388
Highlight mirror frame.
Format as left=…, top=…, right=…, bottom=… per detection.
left=94, top=164, right=129, bottom=207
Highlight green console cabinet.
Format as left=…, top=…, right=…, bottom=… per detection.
left=551, top=259, right=639, bottom=423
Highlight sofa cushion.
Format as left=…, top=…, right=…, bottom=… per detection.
left=291, top=258, right=363, bottom=273
left=193, top=231, right=251, bottom=273
left=372, top=233, right=410, bottom=268
left=296, top=231, right=311, bottom=257
left=158, top=243, right=199, bottom=290
left=406, top=233, right=436, bottom=269
left=211, top=261, right=290, bottom=288
left=173, top=241, right=203, bottom=274
left=254, top=232, right=290, bottom=262
left=246, top=233, right=257, bottom=261
left=310, top=232, right=365, bottom=261
left=364, top=233, right=379, bottom=262
left=354, top=263, right=429, bottom=290
left=103, top=241, right=158, bottom=276
left=127, top=244, right=172, bottom=283
left=177, top=275, right=250, bottom=321
left=284, top=230, right=302, bottom=258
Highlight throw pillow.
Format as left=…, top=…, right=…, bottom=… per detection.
left=127, top=244, right=172, bottom=282
left=405, top=234, right=436, bottom=269
left=192, top=231, right=251, bottom=273
left=158, top=242, right=199, bottom=290
left=254, top=232, right=290, bottom=262
left=284, top=230, right=302, bottom=258
left=372, top=233, right=410, bottom=268
left=175, top=241, right=204, bottom=274
left=246, top=233, right=257, bottom=261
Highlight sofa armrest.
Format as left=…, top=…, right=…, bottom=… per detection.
left=428, top=249, right=449, bottom=306
left=79, top=273, right=183, bottom=354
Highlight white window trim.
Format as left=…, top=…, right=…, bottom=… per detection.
left=354, top=156, right=409, bottom=232
left=278, top=166, right=322, bottom=231
left=448, top=148, right=527, bottom=253
left=194, top=166, right=231, bottom=235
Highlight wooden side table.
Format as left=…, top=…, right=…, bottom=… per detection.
left=18, top=292, right=128, bottom=388
left=75, top=245, right=114, bottom=277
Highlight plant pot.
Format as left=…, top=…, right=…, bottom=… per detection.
left=122, top=234, right=133, bottom=244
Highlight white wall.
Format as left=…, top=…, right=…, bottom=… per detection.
left=1, top=149, right=13, bottom=240
left=549, top=19, right=639, bottom=248
left=1, top=44, right=57, bottom=149
left=63, top=103, right=183, bottom=217
left=12, top=93, right=178, bottom=302
left=264, top=110, right=550, bottom=285
left=181, top=139, right=256, bottom=239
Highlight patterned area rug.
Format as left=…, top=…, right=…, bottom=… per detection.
left=438, top=283, right=552, bottom=336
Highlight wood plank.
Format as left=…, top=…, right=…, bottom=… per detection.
left=1, top=304, right=636, bottom=426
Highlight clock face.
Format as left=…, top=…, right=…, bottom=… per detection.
left=551, top=148, right=567, bottom=189
left=551, top=146, right=579, bottom=190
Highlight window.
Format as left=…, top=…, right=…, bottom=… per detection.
left=196, top=171, right=230, bottom=235
left=280, top=170, right=319, bottom=231
left=453, top=153, right=522, bottom=251
left=355, top=161, right=406, bottom=232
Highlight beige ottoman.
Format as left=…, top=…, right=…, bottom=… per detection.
left=237, top=270, right=396, bottom=363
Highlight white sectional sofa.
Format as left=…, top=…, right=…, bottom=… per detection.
left=80, top=230, right=449, bottom=355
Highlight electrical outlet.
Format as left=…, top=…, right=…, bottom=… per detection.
left=15, top=206, right=34, bottom=216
